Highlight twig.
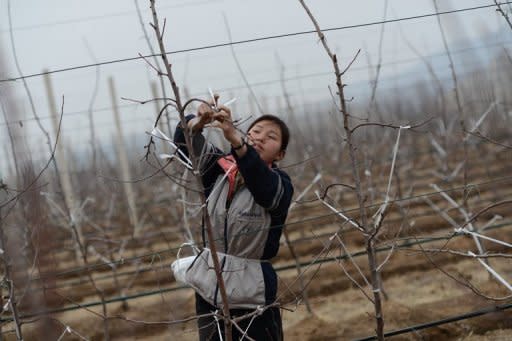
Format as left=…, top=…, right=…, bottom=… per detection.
left=286, top=173, right=322, bottom=314
left=315, top=191, right=364, bottom=232
left=7, top=0, right=55, bottom=159
left=456, top=228, right=512, bottom=249
left=430, top=183, right=487, bottom=257
left=464, top=101, right=497, bottom=139
left=121, top=96, right=176, bottom=105
left=469, top=251, right=512, bottom=292
left=432, top=0, right=469, bottom=210
left=98, top=159, right=173, bottom=184
left=372, top=126, right=410, bottom=238
left=318, top=182, right=356, bottom=200
left=403, top=247, right=512, bottom=259
left=416, top=238, right=512, bottom=301
left=148, top=2, right=233, bottom=339
left=422, top=196, right=459, bottom=229
left=461, top=200, right=512, bottom=229
left=350, top=117, right=432, bottom=134
left=297, top=0, right=384, bottom=337
left=333, top=233, right=372, bottom=289
left=465, top=130, right=512, bottom=149
left=7, top=279, right=23, bottom=340
left=368, top=0, right=388, bottom=114
left=341, top=49, right=361, bottom=75
left=134, top=0, right=173, bottom=134
left=82, top=37, right=101, bottom=179
left=138, top=52, right=168, bottom=76
left=494, top=0, right=512, bottom=30
left=1, top=96, right=64, bottom=210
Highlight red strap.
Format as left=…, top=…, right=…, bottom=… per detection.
left=217, top=155, right=238, bottom=200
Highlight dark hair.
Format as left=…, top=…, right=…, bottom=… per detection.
left=247, top=114, right=290, bottom=152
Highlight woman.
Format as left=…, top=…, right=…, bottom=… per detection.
left=174, top=98, right=293, bottom=340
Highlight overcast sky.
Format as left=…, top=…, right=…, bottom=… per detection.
left=1, top=0, right=511, bottom=176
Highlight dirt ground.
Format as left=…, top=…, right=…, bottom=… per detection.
left=11, top=231, right=511, bottom=340
left=4, top=143, right=512, bottom=340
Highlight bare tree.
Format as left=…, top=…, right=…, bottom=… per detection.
left=297, top=1, right=385, bottom=338
left=146, top=1, right=234, bottom=339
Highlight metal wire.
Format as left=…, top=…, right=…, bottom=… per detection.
left=1, top=2, right=510, bottom=83
left=2, top=219, right=510, bottom=323
left=355, top=302, right=512, bottom=341
left=19, top=174, right=512, bottom=283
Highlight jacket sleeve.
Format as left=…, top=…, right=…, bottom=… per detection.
left=173, top=114, right=223, bottom=192
left=233, top=145, right=294, bottom=216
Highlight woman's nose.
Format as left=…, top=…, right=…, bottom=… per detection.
left=252, top=134, right=263, bottom=141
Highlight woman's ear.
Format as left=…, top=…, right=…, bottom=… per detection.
left=274, top=150, right=285, bottom=162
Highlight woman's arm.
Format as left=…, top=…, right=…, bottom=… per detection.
left=234, top=145, right=293, bottom=216
left=173, top=114, right=223, bottom=192
left=205, top=104, right=293, bottom=214
left=173, top=100, right=220, bottom=160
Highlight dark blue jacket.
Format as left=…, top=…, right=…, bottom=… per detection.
left=174, top=115, right=293, bottom=308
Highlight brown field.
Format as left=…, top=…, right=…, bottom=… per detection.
left=2, top=134, right=511, bottom=341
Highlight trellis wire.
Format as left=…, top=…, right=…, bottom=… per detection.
left=2, top=219, right=510, bottom=323
left=22, top=174, right=512, bottom=283
left=1, top=2, right=510, bottom=83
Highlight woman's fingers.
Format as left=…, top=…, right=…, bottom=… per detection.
left=196, top=97, right=237, bottom=131
left=197, top=102, right=215, bottom=124
left=212, top=111, right=229, bottom=123
left=217, top=104, right=231, bottom=115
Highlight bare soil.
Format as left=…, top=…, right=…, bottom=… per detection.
left=3, top=142, right=512, bottom=340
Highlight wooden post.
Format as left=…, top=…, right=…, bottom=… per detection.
left=43, top=70, right=84, bottom=260
left=109, top=77, right=140, bottom=237
left=0, top=188, right=5, bottom=341
left=2, top=145, right=14, bottom=181
left=0, top=189, right=24, bottom=340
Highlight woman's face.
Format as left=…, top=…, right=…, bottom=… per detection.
left=247, top=120, right=285, bottom=164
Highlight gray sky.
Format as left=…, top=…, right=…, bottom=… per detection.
left=1, top=0, right=511, bottom=176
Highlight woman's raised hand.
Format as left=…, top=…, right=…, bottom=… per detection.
left=188, top=96, right=218, bottom=132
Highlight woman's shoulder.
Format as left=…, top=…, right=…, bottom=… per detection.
left=272, top=167, right=293, bottom=188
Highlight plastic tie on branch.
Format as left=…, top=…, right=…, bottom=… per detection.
left=373, top=125, right=410, bottom=226
left=468, top=251, right=512, bottom=293
left=208, top=87, right=237, bottom=108
left=256, top=305, right=264, bottom=315
left=454, top=227, right=465, bottom=234
left=223, top=97, right=237, bottom=107
left=456, top=228, right=512, bottom=248
left=289, top=172, right=321, bottom=211
left=430, top=136, right=447, bottom=158
left=213, top=309, right=224, bottom=341
left=159, top=153, right=193, bottom=170
left=465, top=100, right=498, bottom=141
left=56, top=326, right=73, bottom=341
left=315, top=190, right=362, bottom=231
left=149, top=127, right=194, bottom=170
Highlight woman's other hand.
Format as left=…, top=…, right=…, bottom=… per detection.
left=188, top=96, right=218, bottom=132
